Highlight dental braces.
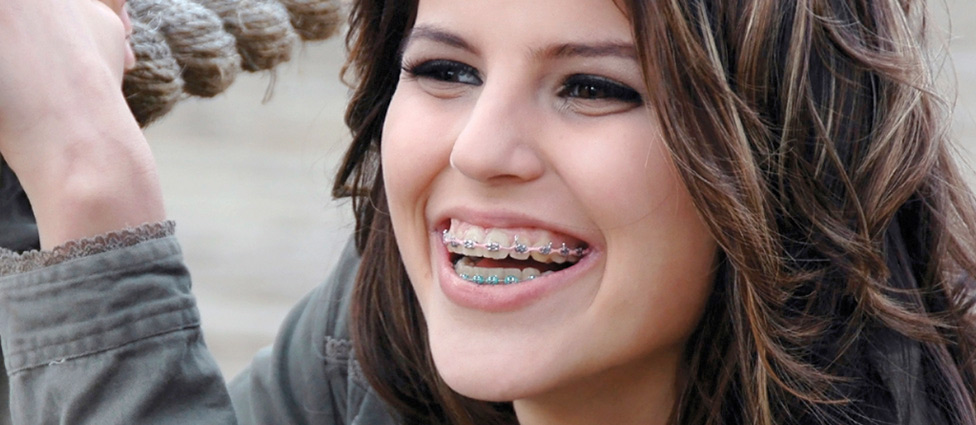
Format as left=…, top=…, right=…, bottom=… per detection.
left=441, top=230, right=589, bottom=258
left=457, top=273, right=531, bottom=285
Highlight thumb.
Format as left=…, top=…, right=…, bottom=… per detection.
left=90, top=0, right=136, bottom=71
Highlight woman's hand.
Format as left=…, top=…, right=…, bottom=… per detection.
left=0, top=0, right=165, bottom=249
left=0, top=0, right=132, bottom=147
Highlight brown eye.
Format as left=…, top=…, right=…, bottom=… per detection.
left=559, top=74, right=641, bottom=103
left=403, top=60, right=483, bottom=85
left=575, top=85, right=606, bottom=99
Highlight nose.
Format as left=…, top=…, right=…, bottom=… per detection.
left=449, top=80, right=545, bottom=184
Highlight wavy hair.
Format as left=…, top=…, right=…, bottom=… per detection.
left=334, top=0, right=976, bottom=423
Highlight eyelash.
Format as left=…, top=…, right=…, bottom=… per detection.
left=558, top=74, right=642, bottom=104
left=402, top=59, right=482, bottom=85
left=401, top=59, right=642, bottom=104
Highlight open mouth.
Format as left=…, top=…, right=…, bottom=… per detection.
left=442, top=219, right=589, bottom=285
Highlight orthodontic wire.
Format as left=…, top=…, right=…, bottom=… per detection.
left=441, top=230, right=588, bottom=258
left=443, top=230, right=589, bottom=285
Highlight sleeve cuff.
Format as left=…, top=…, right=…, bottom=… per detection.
left=0, top=229, right=198, bottom=374
left=0, top=221, right=176, bottom=276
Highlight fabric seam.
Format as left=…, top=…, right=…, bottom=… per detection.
left=6, top=321, right=202, bottom=375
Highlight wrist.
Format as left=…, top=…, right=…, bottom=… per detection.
left=9, top=103, right=166, bottom=249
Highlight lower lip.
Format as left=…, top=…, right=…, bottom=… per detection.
left=433, top=232, right=599, bottom=312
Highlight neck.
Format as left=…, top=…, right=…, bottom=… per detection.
left=513, top=352, right=682, bottom=425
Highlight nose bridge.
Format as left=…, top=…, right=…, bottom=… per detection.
left=449, top=74, right=544, bottom=183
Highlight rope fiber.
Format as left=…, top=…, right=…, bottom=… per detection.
left=122, top=0, right=342, bottom=126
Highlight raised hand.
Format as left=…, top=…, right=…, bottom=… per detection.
left=0, top=0, right=164, bottom=249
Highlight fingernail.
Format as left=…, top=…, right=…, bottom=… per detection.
left=124, top=43, right=137, bottom=71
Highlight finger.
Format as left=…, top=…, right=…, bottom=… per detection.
left=119, top=4, right=132, bottom=34
left=89, top=0, right=135, bottom=71
left=93, top=0, right=126, bottom=14
left=120, top=5, right=136, bottom=70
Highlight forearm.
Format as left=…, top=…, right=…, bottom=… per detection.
left=0, top=229, right=236, bottom=424
left=10, top=101, right=165, bottom=249
left=0, top=0, right=158, bottom=249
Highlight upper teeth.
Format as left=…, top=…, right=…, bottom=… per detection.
left=441, top=222, right=588, bottom=264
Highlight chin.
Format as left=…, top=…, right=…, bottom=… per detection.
left=432, top=348, right=562, bottom=402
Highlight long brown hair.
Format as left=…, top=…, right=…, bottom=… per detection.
left=334, top=0, right=976, bottom=423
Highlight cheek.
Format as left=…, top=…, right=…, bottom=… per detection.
left=382, top=90, right=444, bottom=204
left=380, top=86, right=474, bottom=202
left=550, top=116, right=682, bottom=228
left=553, top=118, right=717, bottom=347
left=381, top=88, right=462, bottom=297
left=381, top=86, right=467, bottom=221
left=589, top=176, right=716, bottom=365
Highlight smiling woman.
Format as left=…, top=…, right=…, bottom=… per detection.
left=381, top=2, right=716, bottom=422
left=1, top=0, right=975, bottom=424
left=342, top=0, right=976, bottom=424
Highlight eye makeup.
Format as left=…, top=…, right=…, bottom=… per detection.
left=402, top=59, right=483, bottom=85
left=558, top=74, right=642, bottom=104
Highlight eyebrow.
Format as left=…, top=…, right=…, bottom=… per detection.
left=403, top=24, right=637, bottom=61
left=545, top=42, right=637, bottom=60
left=404, top=25, right=478, bottom=54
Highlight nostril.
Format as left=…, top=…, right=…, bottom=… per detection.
left=449, top=139, right=545, bottom=183
left=448, top=95, right=545, bottom=183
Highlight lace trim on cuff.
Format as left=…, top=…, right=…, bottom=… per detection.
left=0, top=221, right=176, bottom=275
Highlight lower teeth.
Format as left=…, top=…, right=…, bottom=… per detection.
left=459, top=273, right=526, bottom=285
left=454, top=257, right=552, bottom=285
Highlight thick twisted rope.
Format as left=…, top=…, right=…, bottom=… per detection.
left=122, top=0, right=343, bottom=127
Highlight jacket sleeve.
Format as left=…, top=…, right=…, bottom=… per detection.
left=228, top=239, right=398, bottom=425
left=0, top=196, right=395, bottom=424
left=0, top=230, right=237, bottom=425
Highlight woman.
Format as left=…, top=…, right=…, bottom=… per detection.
left=0, top=0, right=974, bottom=424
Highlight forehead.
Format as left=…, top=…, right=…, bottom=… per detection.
left=410, top=0, right=634, bottom=47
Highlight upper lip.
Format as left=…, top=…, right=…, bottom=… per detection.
left=429, top=207, right=599, bottom=249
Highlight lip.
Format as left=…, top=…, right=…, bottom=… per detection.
left=429, top=209, right=601, bottom=312
left=429, top=208, right=596, bottom=243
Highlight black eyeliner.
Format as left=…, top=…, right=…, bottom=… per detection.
left=400, top=59, right=482, bottom=85
left=561, top=74, right=642, bottom=103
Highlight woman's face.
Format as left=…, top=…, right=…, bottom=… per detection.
left=382, top=0, right=718, bottom=407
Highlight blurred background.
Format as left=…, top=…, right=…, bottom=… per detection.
left=147, top=37, right=354, bottom=377
left=144, top=2, right=976, bottom=378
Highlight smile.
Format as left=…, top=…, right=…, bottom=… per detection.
left=442, top=219, right=590, bottom=285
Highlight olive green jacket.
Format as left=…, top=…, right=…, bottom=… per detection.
left=0, top=165, right=396, bottom=424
